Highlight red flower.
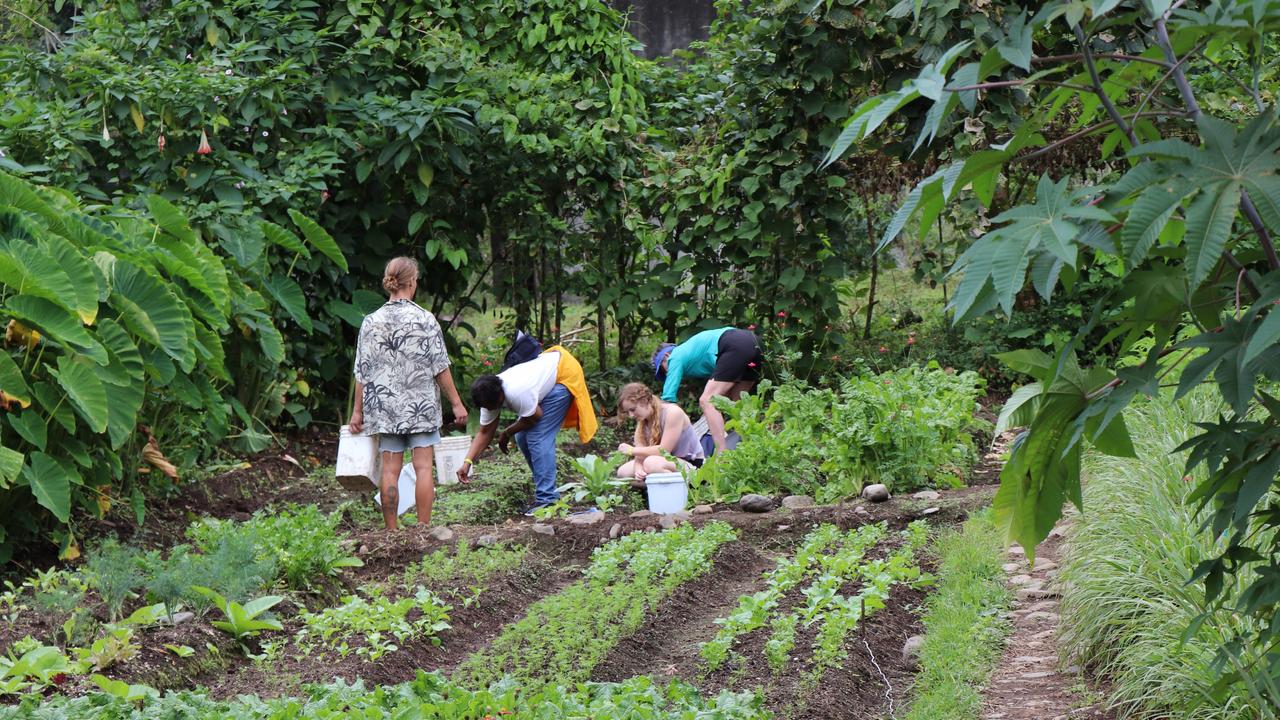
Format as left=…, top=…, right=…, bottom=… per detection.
left=483, top=360, right=492, bottom=366
left=907, top=335, right=916, bottom=346
left=157, top=133, right=166, bottom=151
left=777, top=310, right=787, bottom=318
left=747, top=323, right=756, bottom=331
left=878, top=346, right=887, bottom=353
left=196, top=129, right=212, bottom=155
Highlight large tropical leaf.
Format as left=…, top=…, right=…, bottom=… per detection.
left=0, top=445, right=22, bottom=489
left=104, top=379, right=144, bottom=449
left=0, top=350, right=31, bottom=408
left=110, top=260, right=195, bottom=370
left=144, top=195, right=198, bottom=244
left=5, top=295, right=107, bottom=365
left=50, top=355, right=108, bottom=434
left=262, top=275, right=312, bottom=332
left=288, top=210, right=347, bottom=272
left=259, top=221, right=310, bottom=259
left=96, top=318, right=145, bottom=385
left=151, top=236, right=231, bottom=320
left=0, top=241, right=80, bottom=318
left=22, top=452, right=78, bottom=523
left=36, top=232, right=103, bottom=322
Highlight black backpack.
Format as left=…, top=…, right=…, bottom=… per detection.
left=501, top=330, right=543, bottom=371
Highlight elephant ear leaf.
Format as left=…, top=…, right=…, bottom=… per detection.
left=51, top=355, right=108, bottom=434
left=110, top=261, right=195, bottom=371
left=145, top=195, right=199, bottom=244
left=22, top=452, right=77, bottom=523
left=288, top=210, right=347, bottom=272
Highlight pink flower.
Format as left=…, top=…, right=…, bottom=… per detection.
left=878, top=346, right=887, bottom=353
left=157, top=133, right=166, bottom=151
left=197, top=129, right=212, bottom=155
left=747, top=323, right=756, bottom=331
left=777, top=310, right=787, bottom=318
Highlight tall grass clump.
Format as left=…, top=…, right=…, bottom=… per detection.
left=903, top=509, right=1011, bottom=720
left=1058, top=389, right=1273, bottom=720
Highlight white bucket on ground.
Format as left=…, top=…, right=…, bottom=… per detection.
left=435, top=435, right=472, bottom=486
left=645, top=472, right=688, bottom=514
left=373, top=464, right=418, bottom=516
left=335, top=425, right=379, bottom=491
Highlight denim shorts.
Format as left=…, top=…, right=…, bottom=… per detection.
left=379, top=430, right=441, bottom=453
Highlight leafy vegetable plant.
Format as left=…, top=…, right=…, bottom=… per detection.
left=191, top=587, right=284, bottom=652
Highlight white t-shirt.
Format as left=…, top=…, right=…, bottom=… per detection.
left=478, top=351, right=560, bottom=427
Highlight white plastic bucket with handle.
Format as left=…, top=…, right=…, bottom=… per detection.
left=335, top=425, right=379, bottom=491
left=645, top=472, right=688, bottom=514
left=435, top=435, right=472, bottom=486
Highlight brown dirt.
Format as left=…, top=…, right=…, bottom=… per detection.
left=980, top=522, right=1112, bottom=720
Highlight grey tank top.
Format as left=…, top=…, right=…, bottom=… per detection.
left=661, top=405, right=705, bottom=462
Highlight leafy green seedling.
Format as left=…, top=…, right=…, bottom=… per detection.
left=90, top=674, right=159, bottom=703
left=163, top=644, right=195, bottom=658
left=191, top=587, right=284, bottom=652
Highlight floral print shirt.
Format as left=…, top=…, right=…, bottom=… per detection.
left=354, top=299, right=451, bottom=435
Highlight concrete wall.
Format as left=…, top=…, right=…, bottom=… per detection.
left=613, top=0, right=716, bottom=58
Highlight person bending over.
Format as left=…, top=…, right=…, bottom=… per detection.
left=459, top=346, right=597, bottom=515
left=652, top=326, right=762, bottom=453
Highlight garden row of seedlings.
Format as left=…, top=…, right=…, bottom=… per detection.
left=0, top=503, right=770, bottom=717
left=697, top=521, right=933, bottom=718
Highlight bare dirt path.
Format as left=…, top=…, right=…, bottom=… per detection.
left=980, top=522, right=1111, bottom=720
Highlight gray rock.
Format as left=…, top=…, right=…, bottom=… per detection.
left=476, top=534, right=500, bottom=548
left=568, top=510, right=606, bottom=526
left=920, top=507, right=940, bottom=516
left=739, top=494, right=775, bottom=513
left=609, top=523, right=623, bottom=539
left=776, top=524, right=791, bottom=532
left=693, top=504, right=714, bottom=515
left=428, top=526, right=454, bottom=542
left=781, top=495, right=815, bottom=509
left=170, top=611, right=195, bottom=625
left=630, top=509, right=654, bottom=519
left=659, top=513, right=690, bottom=529
left=1009, top=574, right=1034, bottom=586
left=531, top=523, right=555, bottom=536
left=912, top=490, right=941, bottom=500
left=854, top=505, right=872, bottom=517
left=902, top=635, right=925, bottom=665
left=1002, top=562, right=1023, bottom=573
left=862, top=484, right=891, bottom=502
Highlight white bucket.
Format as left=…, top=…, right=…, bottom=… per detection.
left=373, top=464, right=419, bottom=516
left=335, top=425, right=379, bottom=492
left=434, top=435, right=472, bottom=486
left=645, top=472, right=688, bottom=514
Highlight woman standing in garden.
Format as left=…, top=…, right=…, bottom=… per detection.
left=652, top=326, right=762, bottom=454
left=459, top=346, right=597, bottom=515
left=349, top=257, right=468, bottom=530
left=614, top=382, right=704, bottom=487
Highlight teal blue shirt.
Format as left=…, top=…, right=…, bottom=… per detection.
left=661, top=327, right=731, bottom=401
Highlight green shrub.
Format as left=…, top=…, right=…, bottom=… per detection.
left=84, top=539, right=143, bottom=622
left=693, top=365, right=987, bottom=503
left=187, top=505, right=360, bottom=593
left=1058, top=390, right=1273, bottom=719
left=902, top=509, right=1011, bottom=720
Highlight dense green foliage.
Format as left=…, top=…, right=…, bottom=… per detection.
left=694, top=365, right=986, bottom=503
left=1059, top=391, right=1271, bottom=717
left=0, top=171, right=337, bottom=561
left=0, top=671, right=770, bottom=719
left=903, top=509, right=1010, bottom=720
left=829, top=0, right=1280, bottom=691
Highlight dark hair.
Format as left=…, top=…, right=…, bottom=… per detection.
left=471, top=374, right=505, bottom=409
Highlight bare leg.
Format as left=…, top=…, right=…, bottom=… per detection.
left=700, top=379, right=739, bottom=453
left=412, top=445, right=436, bottom=526
left=640, top=455, right=677, bottom=479
left=616, top=459, right=637, bottom=478
left=380, top=450, right=404, bottom=530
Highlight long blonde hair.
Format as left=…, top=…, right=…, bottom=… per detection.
left=618, top=382, right=664, bottom=446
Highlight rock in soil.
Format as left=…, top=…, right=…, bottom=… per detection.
left=609, top=523, right=623, bottom=539
left=781, top=494, right=815, bottom=509
left=630, top=509, right=654, bottom=518
left=170, top=611, right=195, bottom=625
left=854, top=505, right=872, bottom=517
left=912, top=490, right=942, bottom=500
left=693, top=504, right=714, bottom=514
left=862, top=484, right=891, bottom=502
left=658, top=511, right=692, bottom=529
left=428, top=526, right=454, bottom=541
left=739, top=494, right=774, bottom=512
left=531, top=523, right=555, bottom=536
left=920, top=506, right=940, bottom=516
left=568, top=510, right=606, bottom=525
left=476, top=534, right=500, bottom=547
left=902, top=634, right=925, bottom=664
